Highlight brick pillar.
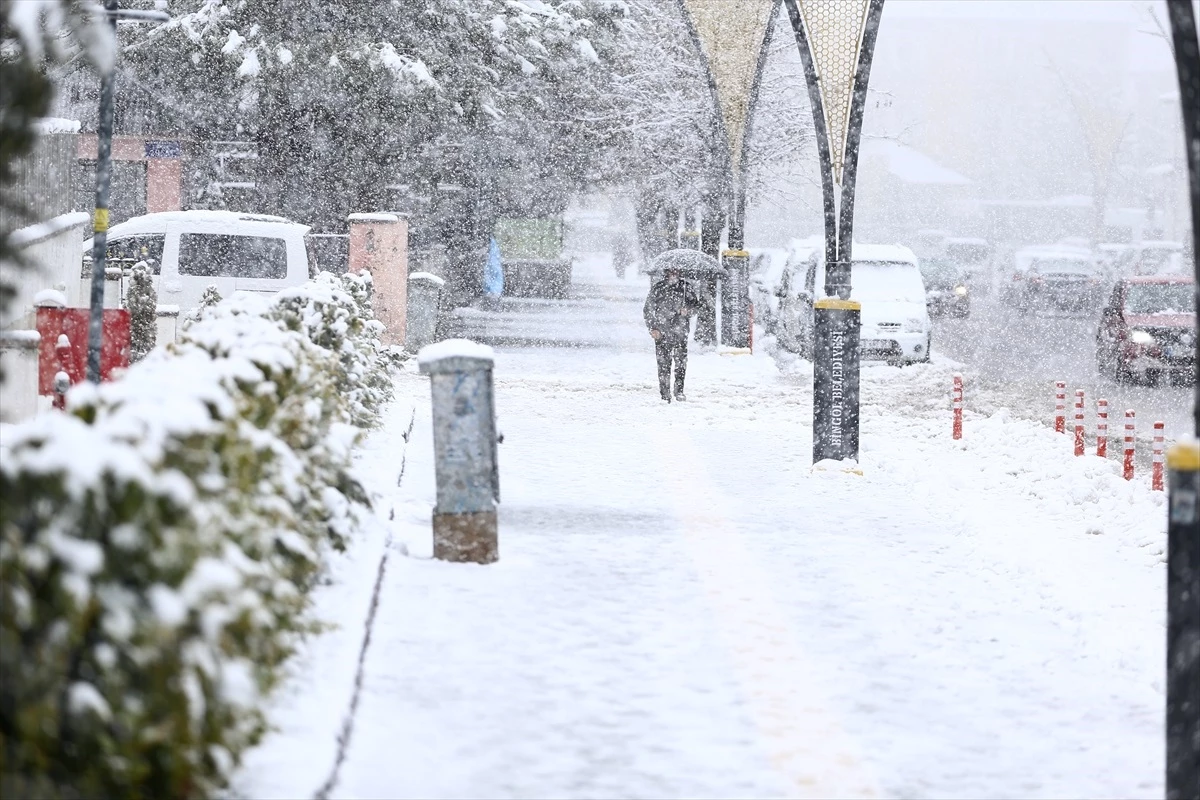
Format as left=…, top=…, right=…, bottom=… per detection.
left=348, top=213, right=408, bottom=345
left=146, top=158, right=182, bottom=212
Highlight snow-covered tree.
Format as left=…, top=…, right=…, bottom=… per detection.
left=125, top=261, right=157, bottom=361
left=115, top=0, right=627, bottom=229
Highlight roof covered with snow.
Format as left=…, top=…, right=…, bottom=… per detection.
left=860, top=139, right=971, bottom=186
left=851, top=243, right=920, bottom=264
left=100, top=210, right=310, bottom=240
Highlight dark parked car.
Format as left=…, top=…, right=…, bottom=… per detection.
left=920, top=258, right=970, bottom=319
left=1096, top=275, right=1196, bottom=385
left=1014, top=256, right=1106, bottom=314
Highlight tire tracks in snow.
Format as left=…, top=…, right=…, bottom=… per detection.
left=651, top=425, right=881, bottom=799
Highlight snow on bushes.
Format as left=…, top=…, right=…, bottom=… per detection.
left=0, top=272, right=395, bottom=798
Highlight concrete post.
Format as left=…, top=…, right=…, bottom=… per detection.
left=406, top=272, right=445, bottom=353
left=417, top=339, right=500, bottom=564
left=348, top=213, right=408, bottom=346
left=720, top=249, right=751, bottom=350
left=1166, top=440, right=1200, bottom=800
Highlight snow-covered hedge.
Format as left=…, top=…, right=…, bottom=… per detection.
left=0, top=272, right=394, bottom=798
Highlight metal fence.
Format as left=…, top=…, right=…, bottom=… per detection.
left=2, top=132, right=78, bottom=232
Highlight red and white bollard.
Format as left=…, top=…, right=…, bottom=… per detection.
left=1095, top=398, right=1108, bottom=458
left=1124, top=410, right=1136, bottom=481
left=952, top=373, right=963, bottom=440
left=1152, top=421, right=1165, bottom=491
left=1054, top=381, right=1066, bottom=433
left=1073, top=389, right=1085, bottom=457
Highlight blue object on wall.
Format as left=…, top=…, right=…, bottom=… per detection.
left=484, top=236, right=504, bottom=297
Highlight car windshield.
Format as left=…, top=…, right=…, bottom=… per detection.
left=1124, top=283, right=1196, bottom=315
left=920, top=259, right=959, bottom=288
left=1032, top=258, right=1096, bottom=277
left=851, top=261, right=926, bottom=303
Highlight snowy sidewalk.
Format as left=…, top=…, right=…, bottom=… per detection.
left=233, top=260, right=1168, bottom=800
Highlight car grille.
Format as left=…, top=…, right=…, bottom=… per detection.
left=1148, top=327, right=1197, bottom=364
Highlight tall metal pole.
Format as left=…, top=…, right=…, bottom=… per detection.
left=87, top=0, right=120, bottom=384
left=834, top=0, right=884, bottom=293
left=784, top=0, right=884, bottom=465
left=1162, top=4, right=1200, bottom=798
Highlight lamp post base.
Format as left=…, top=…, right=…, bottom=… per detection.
left=812, top=299, right=861, bottom=464
left=433, top=510, right=498, bottom=564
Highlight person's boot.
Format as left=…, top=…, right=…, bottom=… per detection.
left=673, top=391, right=686, bottom=402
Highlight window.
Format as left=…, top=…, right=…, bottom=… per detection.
left=178, top=233, right=288, bottom=279
left=1124, top=283, right=1195, bottom=315
left=106, top=234, right=165, bottom=274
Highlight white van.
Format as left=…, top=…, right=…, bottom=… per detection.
left=81, top=210, right=312, bottom=311
left=796, top=243, right=932, bottom=363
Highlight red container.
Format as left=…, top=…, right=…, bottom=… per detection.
left=36, top=307, right=131, bottom=396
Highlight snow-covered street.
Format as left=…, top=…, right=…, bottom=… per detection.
left=234, top=256, right=1169, bottom=800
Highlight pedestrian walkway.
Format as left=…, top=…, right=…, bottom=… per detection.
left=234, top=255, right=1167, bottom=800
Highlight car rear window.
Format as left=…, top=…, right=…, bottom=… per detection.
left=178, top=233, right=288, bottom=279
left=1124, top=283, right=1196, bottom=315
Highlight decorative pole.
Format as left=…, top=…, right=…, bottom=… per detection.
left=1162, top=3, right=1200, bottom=798
left=782, top=0, right=885, bottom=466
left=679, top=0, right=779, bottom=351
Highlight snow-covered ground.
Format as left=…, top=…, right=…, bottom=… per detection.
left=232, top=254, right=1169, bottom=800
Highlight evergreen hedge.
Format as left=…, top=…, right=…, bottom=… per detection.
left=0, top=271, right=395, bottom=798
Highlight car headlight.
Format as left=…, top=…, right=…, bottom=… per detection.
left=954, top=285, right=968, bottom=296
left=904, top=317, right=926, bottom=333
left=1130, top=329, right=1154, bottom=345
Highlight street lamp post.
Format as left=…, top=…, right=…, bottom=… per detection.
left=85, top=2, right=169, bottom=383
left=1162, top=4, right=1200, bottom=799
left=679, top=0, right=777, bottom=351
left=782, top=0, right=885, bottom=465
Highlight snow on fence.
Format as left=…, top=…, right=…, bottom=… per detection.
left=0, top=271, right=398, bottom=798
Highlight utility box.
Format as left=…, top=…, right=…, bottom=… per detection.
left=494, top=217, right=571, bottom=299
left=418, top=339, right=500, bottom=564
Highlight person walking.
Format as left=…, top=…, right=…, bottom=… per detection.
left=644, top=267, right=699, bottom=402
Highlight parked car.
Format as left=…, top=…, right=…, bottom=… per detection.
left=749, top=237, right=819, bottom=349
left=82, top=210, right=312, bottom=312
left=794, top=244, right=932, bottom=364
left=1003, top=245, right=1103, bottom=314
left=943, top=236, right=991, bottom=296
left=920, top=257, right=970, bottom=319
left=1096, top=275, right=1197, bottom=385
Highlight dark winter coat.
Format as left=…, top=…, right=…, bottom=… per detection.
left=644, top=278, right=700, bottom=342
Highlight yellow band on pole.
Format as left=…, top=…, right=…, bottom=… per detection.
left=1167, top=441, right=1200, bottom=471
left=93, top=208, right=109, bottom=233
left=722, top=249, right=750, bottom=258
left=814, top=298, right=861, bottom=311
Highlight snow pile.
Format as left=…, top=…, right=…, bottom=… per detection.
left=0, top=273, right=397, bottom=798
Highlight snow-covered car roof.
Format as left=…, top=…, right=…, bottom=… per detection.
left=94, top=210, right=311, bottom=242
left=851, top=243, right=919, bottom=265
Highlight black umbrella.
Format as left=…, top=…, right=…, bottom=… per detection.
left=646, top=249, right=727, bottom=277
